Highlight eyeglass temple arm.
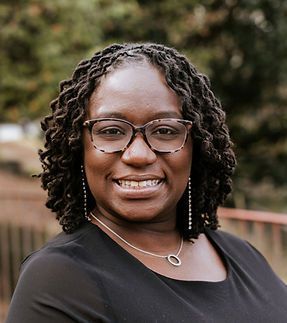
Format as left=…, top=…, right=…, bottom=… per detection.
left=83, top=120, right=94, bottom=132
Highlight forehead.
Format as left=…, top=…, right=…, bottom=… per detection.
left=87, top=63, right=182, bottom=122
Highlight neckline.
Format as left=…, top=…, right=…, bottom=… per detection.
left=86, top=221, right=231, bottom=285
left=153, top=228, right=231, bottom=284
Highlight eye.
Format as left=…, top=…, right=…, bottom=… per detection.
left=96, top=127, right=126, bottom=136
left=153, top=126, right=178, bottom=135
left=152, top=126, right=178, bottom=137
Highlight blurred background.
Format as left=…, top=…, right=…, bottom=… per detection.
left=0, top=0, right=286, bottom=320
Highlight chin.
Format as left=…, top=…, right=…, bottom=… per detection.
left=114, top=207, right=162, bottom=223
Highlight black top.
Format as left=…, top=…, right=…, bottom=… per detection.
left=6, top=221, right=287, bottom=323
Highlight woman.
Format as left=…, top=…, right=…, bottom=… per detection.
left=6, top=43, right=287, bottom=322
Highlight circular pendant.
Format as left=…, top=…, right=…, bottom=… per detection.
left=167, top=254, right=182, bottom=266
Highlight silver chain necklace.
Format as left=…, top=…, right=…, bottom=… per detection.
left=90, top=212, right=183, bottom=267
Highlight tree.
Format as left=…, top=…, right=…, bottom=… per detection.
left=0, top=0, right=103, bottom=120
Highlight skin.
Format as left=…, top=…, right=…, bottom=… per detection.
left=83, top=62, right=226, bottom=281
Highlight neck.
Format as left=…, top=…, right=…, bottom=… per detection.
left=90, top=211, right=184, bottom=267
left=90, top=207, right=180, bottom=253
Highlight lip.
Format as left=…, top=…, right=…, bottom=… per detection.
left=114, top=174, right=164, bottom=181
left=113, top=179, right=165, bottom=199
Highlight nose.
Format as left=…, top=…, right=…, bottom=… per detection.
left=121, top=133, right=157, bottom=167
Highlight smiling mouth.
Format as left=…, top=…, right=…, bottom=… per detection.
left=117, top=179, right=163, bottom=188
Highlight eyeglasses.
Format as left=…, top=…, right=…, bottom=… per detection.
left=83, top=118, right=193, bottom=154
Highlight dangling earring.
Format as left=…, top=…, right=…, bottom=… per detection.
left=81, top=164, right=88, bottom=219
left=188, top=177, right=192, bottom=230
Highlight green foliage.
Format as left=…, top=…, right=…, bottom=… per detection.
left=0, top=0, right=286, bottom=211
left=0, top=0, right=103, bottom=120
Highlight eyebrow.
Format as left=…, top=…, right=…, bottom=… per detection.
left=95, top=111, right=182, bottom=119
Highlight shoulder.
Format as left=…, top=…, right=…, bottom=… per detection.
left=11, top=221, right=106, bottom=303
left=20, top=222, right=96, bottom=281
left=7, top=223, right=112, bottom=322
left=205, top=228, right=285, bottom=283
left=205, top=228, right=269, bottom=264
left=206, top=227, right=253, bottom=250
left=206, top=228, right=244, bottom=243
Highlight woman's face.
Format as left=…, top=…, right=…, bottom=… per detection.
left=83, top=62, right=192, bottom=224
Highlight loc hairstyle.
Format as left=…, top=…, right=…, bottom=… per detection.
left=39, top=43, right=236, bottom=239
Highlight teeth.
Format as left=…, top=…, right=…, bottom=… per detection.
left=118, top=179, right=161, bottom=188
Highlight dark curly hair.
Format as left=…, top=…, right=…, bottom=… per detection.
left=39, top=42, right=236, bottom=239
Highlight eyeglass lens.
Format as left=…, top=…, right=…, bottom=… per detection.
left=91, top=119, right=189, bottom=153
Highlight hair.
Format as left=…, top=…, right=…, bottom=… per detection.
left=39, top=43, right=236, bottom=239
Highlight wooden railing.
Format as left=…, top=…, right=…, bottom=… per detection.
left=0, top=190, right=59, bottom=322
left=0, top=192, right=286, bottom=322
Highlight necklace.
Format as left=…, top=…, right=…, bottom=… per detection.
left=89, top=212, right=183, bottom=267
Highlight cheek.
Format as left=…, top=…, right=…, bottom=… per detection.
left=84, top=153, right=117, bottom=207
left=164, top=143, right=192, bottom=195
left=83, top=133, right=114, bottom=196
left=172, top=141, right=193, bottom=175
left=172, top=142, right=192, bottom=195
left=85, top=150, right=113, bottom=180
